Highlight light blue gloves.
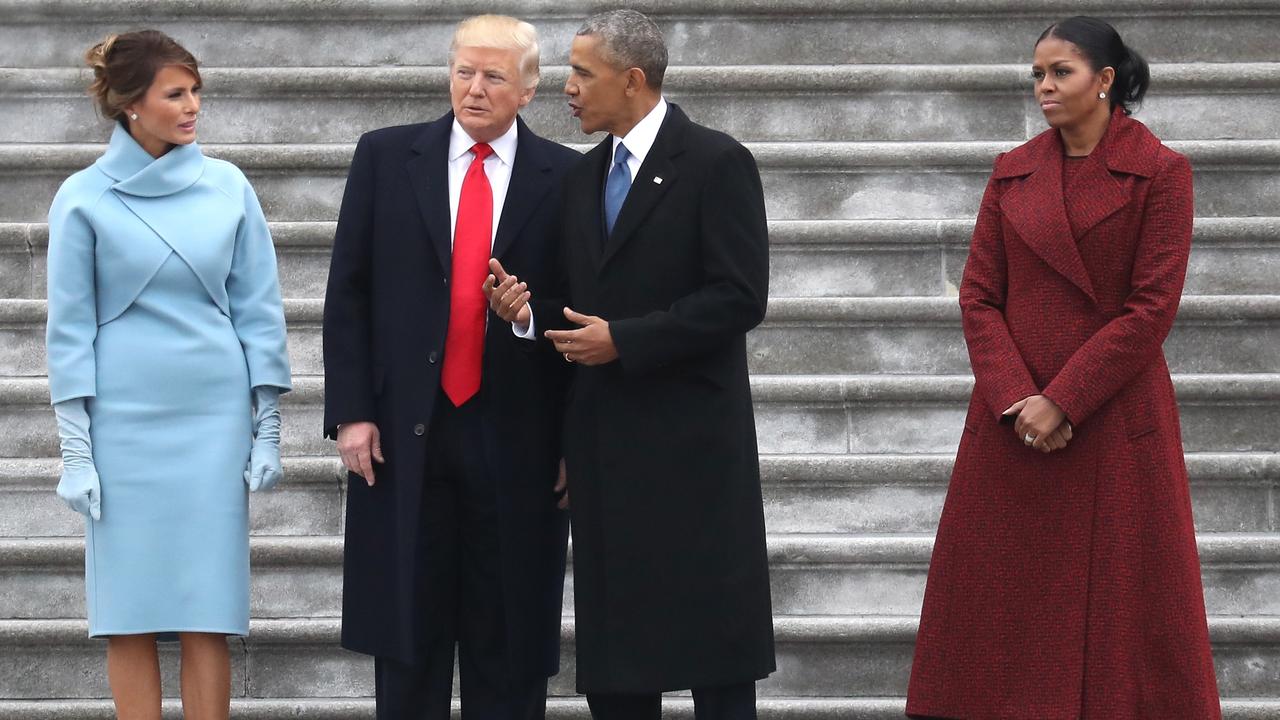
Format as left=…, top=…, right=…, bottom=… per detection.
left=245, top=385, right=283, bottom=492
left=53, top=397, right=101, bottom=520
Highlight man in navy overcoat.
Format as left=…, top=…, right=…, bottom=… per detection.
left=322, top=15, right=579, bottom=719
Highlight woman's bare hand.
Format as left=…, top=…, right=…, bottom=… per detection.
left=1011, top=395, right=1068, bottom=452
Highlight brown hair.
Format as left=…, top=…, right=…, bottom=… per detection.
left=84, top=30, right=201, bottom=124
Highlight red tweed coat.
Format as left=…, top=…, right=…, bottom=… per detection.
left=906, top=109, right=1221, bottom=719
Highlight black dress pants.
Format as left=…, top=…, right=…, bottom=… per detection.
left=585, top=681, right=757, bottom=720
left=374, top=393, right=548, bottom=720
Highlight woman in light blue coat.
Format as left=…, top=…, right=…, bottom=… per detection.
left=45, top=30, right=290, bottom=718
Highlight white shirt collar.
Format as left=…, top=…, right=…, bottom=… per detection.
left=611, top=97, right=667, bottom=165
left=449, top=117, right=518, bottom=166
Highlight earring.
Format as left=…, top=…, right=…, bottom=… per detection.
left=129, top=113, right=138, bottom=120
left=1098, top=92, right=1107, bottom=100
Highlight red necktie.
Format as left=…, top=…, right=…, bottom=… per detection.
left=442, top=143, right=493, bottom=406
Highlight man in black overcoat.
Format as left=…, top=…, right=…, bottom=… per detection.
left=487, top=9, right=775, bottom=719
left=322, top=15, right=579, bottom=720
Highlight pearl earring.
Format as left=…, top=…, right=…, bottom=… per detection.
left=130, top=113, right=139, bottom=120
left=1098, top=92, right=1107, bottom=100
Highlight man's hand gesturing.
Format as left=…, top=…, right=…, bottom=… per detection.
left=483, top=258, right=532, bottom=327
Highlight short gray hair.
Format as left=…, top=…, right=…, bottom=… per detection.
left=577, top=9, right=667, bottom=90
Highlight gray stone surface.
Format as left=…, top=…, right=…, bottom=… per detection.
left=3, top=615, right=1280, bottom=698
left=2, top=0, right=1278, bottom=710
left=0, top=698, right=1278, bottom=720
left=4, top=295, right=1277, bottom=376
left=6, top=452, right=1272, bottom=538
left=8, top=64, right=1275, bottom=144
left=3, top=141, right=1279, bottom=222
left=4, top=2, right=1279, bottom=67
left=8, top=217, right=1278, bottom=300
left=7, top=533, right=1279, bottom=620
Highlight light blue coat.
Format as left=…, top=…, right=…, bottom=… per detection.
left=46, top=124, right=290, bottom=636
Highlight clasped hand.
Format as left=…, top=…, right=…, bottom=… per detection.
left=1004, top=395, right=1073, bottom=453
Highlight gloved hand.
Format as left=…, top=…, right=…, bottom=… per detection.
left=53, top=398, right=101, bottom=520
left=245, top=385, right=284, bottom=492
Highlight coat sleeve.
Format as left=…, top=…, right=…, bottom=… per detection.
left=1042, top=153, right=1194, bottom=427
left=45, top=186, right=101, bottom=404
left=227, top=175, right=292, bottom=393
left=322, top=134, right=376, bottom=438
left=528, top=180, right=576, bottom=345
left=959, top=160, right=1041, bottom=421
left=608, top=142, right=769, bottom=375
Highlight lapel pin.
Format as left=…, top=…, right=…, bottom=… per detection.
left=653, top=176, right=663, bottom=184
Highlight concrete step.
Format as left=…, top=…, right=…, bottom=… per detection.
left=1, top=615, right=1277, bottom=699
left=5, top=64, right=1278, bottom=144
left=4, top=216, right=1278, bottom=300
left=4, top=533, right=1279, bottom=620
left=5, top=0, right=1277, bottom=66
left=758, top=452, right=1280, bottom=535
left=1, top=374, right=1276, bottom=458
left=0, top=697, right=894, bottom=720
left=3, top=451, right=1274, bottom=539
left=744, top=373, right=1280, bottom=455
left=1, top=698, right=1278, bottom=720
left=2, top=140, right=1277, bottom=222
left=748, top=295, right=1280, bottom=375
left=3, top=295, right=1277, bottom=378
left=0, top=456, right=344, bottom=538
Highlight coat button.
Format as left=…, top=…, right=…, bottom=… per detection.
left=413, top=423, right=425, bottom=436
left=428, top=351, right=439, bottom=364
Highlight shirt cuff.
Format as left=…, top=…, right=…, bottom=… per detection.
left=512, top=310, right=536, bottom=340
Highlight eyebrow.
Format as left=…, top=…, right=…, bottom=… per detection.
left=1031, top=59, right=1076, bottom=69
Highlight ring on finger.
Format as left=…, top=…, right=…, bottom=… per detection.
left=1024, top=433, right=1036, bottom=445
left=564, top=353, right=574, bottom=363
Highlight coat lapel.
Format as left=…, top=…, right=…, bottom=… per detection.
left=1063, top=108, right=1146, bottom=240
left=599, top=105, right=687, bottom=270
left=492, top=117, right=555, bottom=261
left=577, top=137, right=612, bottom=272
left=998, top=131, right=1097, bottom=303
left=404, top=114, right=454, bottom=276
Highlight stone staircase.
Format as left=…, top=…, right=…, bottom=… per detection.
left=2, top=1, right=1278, bottom=717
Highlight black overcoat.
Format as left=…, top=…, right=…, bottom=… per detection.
left=542, top=104, right=776, bottom=692
left=322, top=112, right=580, bottom=679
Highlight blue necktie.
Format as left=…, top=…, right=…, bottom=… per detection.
left=604, top=142, right=632, bottom=236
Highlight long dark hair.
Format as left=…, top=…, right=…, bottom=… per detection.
left=1037, top=16, right=1150, bottom=115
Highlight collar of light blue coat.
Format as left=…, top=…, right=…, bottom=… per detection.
left=95, top=123, right=205, bottom=197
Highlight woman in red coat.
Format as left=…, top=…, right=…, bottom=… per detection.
left=906, top=17, right=1221, bottom=719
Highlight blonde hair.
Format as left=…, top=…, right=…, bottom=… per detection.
left=84, top=30, right=200, bottom=124
left=448, top=14, right=540, bottom=89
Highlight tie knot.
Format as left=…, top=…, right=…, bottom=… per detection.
left=471, top=143, right=493, bottom=161
left=613, top=142, right=631, bottom=166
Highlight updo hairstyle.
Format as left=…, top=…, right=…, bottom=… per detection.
left=84, top=30, right=200, bottom=124
left=1037, top=16, right=1150, bottom=115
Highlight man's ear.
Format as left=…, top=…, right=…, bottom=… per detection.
left=623, top=67, right=648, bottom=96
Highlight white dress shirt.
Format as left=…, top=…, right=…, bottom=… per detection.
left=446, top=119, right=536, bottom=340
left=610, top=97, right=668, bottom=180
left=447, top=119, right=517, bottom=246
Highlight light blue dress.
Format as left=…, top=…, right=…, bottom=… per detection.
left=46, top=124, right=291, bottom=637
